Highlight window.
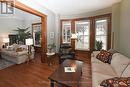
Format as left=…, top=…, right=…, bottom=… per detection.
left=95, top=19, right=108, bottom=50
left=60, top=14, right=111, bottom=51
left=75, top=20, right=90, bottom=50
left=62, top=21, right=71, bottom=43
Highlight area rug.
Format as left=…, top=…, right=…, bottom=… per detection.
left=0, top=59, right=15, bottom=70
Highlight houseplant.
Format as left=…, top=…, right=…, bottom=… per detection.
left=95, top=40, right=103, bottom=51
left=48, top=43, right=56, bottom=53
left=13, top=27, right=32, bottom=44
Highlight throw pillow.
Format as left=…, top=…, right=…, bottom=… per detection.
left=12, top=44, right=19, bottom=51
left=100, top=77, right=130, bottom=87
left=16, top=47, right=23, bottom=52
left=96, top=50, right=113, bottom=64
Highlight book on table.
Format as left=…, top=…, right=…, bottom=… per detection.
left=64, top=67, right=76, bottom=72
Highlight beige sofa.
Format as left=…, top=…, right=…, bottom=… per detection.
left=1, top=44, right=35, bottom=64
left=91, top=51, right=130, bottom=87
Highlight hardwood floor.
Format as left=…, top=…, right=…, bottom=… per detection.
left=0, top=53, right=92, bottom=87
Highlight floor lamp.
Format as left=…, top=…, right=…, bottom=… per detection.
left=25, top=38, right=33, bottom=62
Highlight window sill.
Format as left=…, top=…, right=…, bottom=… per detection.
left=75, top=49, right=90, bottom=52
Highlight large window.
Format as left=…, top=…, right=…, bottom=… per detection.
left=75, top=20, right=90, bottom=50
left=95, top=19, right=108, bottom=50
left=61, top=14, right=111, bottom=51
left=62, top=21, right=71, bottom=43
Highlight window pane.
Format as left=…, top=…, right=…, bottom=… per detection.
left=95, top=19, right=108, bottom=50
left=75, top=20, right=90, bottom=50
left=62, top=21, right=71, bottom=43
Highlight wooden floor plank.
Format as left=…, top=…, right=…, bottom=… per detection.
left=0, top=53, right=92, bottom=87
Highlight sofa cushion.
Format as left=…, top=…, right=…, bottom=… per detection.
left=108, top=49, right=118, bottom=54
left=96, top=50, right=113, bottom=64
left=100, top=77, right=130, bottom=87
left=111, top=53, right=130, bottom=76
left=91, top=56, right=104, bottom=63
left=92, top=62, right=117, bottom=76
left=122, top=64, right=130, bottom=77
left=92, top=72, right=116, bottom=87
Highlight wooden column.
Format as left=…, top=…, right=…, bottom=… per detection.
left=71, top=39, right=75, bottom=50
left=71, top=20, right=75, bottom=50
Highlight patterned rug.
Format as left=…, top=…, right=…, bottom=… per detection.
left=0, top=59, right=15, bottom=70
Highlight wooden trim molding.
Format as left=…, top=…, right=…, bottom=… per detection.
left=60, top=13, right=112, bottom=51
left=13, top=1, right=47, bottom=62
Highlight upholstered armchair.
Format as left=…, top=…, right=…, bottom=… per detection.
left=58, top=44, right=75, bottom=64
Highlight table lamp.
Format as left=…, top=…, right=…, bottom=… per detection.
left=71, top=34, right=77, bottom=39
left=25, top=38, right=33, bottom=62
left=3, top=38, right=10, bottom=48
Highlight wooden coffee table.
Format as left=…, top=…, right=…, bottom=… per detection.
left=48, top=59, right=83, bottom=87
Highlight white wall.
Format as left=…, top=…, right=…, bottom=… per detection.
left=112, top=3, right=120, bottom=51
left=0, top=8, right=41, bottom=48
left=17, top=0, right=57, bottom=47
left=0, top=18, right=24, bottom=48
left=60, top=7, right=112, bottom=19
left=119, top=0, right=130, bottom=57
left=55, top=14, right=60, bottom=52
left=23, top=18, right=41, bottom=33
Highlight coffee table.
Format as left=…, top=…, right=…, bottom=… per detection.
left=48, top=59, right=83, bottom=87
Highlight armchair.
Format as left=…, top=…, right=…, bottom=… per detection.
left=58, top=44, right=75, bottom=64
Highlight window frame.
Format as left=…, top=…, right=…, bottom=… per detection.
left=60, top=13, right=111, bottom=51
left=75, top=20, right=91, bottom=50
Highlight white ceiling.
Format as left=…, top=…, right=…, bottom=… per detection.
left=35, top=0, right=122, bottom=15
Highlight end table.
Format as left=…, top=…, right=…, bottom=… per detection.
left=46, top=52, right=55, bottom=66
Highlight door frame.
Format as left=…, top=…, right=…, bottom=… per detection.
left=14, top=1, right=47, bottom=53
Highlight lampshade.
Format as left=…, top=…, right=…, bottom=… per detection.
left=3, top=38, right=9, bottom=43
left=25, top=38, right=33, bottom=45
left=71, top=34, right=77, bottom=39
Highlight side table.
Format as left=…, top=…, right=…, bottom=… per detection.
left=46, top=52, right=55, bottom=66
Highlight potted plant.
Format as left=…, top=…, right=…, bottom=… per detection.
left=13, top=27, right=32, bottom=44
left=94, top=40, right=103, bottom=51
left=48, top=43, right=56, bottom=53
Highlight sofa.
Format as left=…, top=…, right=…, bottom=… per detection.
left=91, top=51, right=130, bottom=87
left=1, top=44, right=35, bottom=64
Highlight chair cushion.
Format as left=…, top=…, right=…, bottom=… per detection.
left=96, top=50, right=113, bottom=64
left=100, top=77, right=130, bottom=87
left=60, top=55, right=73, bottom=59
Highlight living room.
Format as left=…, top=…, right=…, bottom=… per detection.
left=0, top=0, right=130, bottom=87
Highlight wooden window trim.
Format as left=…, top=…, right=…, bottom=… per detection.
left=60, top=13, right=112, bottom=51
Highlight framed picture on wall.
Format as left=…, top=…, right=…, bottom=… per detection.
left=50, top=32, right=54, bottom=39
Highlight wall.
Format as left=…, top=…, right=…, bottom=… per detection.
left=60, top=7, right=112, bottom=19
left=17, top=0, right=56, bottom=48
left=23, top=18, right=41, bottom=33
left=55, top=14, right=60, bottom=52
left=0, top=8, right=41, bottom=49
left=112, top=3, right=120, bottom=51
left=119, top=0, right=130, bottom=57
left=0, top=17, right=24, bottom=48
